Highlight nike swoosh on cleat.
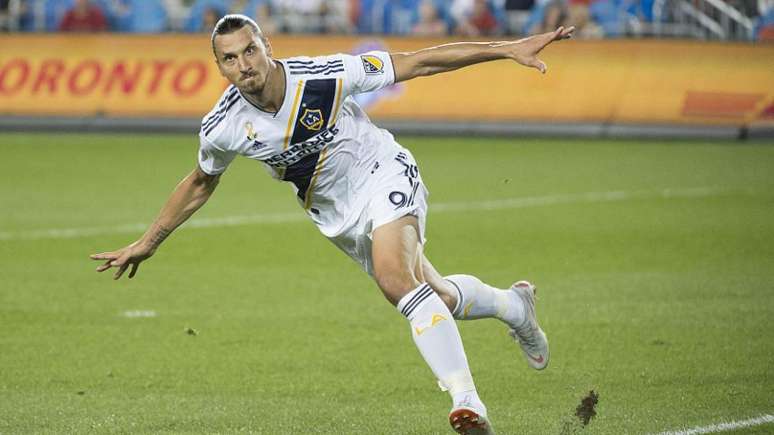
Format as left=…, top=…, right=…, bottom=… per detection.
left=528, top=354, right=544, bottom=364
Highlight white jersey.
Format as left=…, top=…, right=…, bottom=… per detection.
left=198, top=51, right=403, bottom=238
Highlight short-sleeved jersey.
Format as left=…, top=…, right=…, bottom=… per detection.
left=198, top=51, right=402, bottom=237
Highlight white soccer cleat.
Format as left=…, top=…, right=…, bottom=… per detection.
left=449, top=406, right=496, bottom=435
left=508, top=280, right=549, bottom=370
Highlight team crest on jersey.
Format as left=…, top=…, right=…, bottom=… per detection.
left=361, top=55, right=384, bottom=74
left=300, top=108, right=324, bottom=131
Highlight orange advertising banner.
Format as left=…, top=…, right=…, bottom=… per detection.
left=1, top=34, right=772, bottom=125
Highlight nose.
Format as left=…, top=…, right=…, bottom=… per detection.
left=237, top=56, right=251, bottom=73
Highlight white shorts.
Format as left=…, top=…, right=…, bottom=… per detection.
left=327, top=149, right=429, bottom=276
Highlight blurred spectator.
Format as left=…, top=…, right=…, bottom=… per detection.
left=628, top=0, right=655, bottom=22
left=321, top=0, right=355, bottom=33
left=59, top=0, right=107, bottom=31
left=758, top=25, right=774, bottom=40
left=759, top=0, right=773, bottom=15
left=1, top=0, right=9, bottom=30
left=185, top=0, right=226, bottom=32
left=356, top=0, right=378, bottom=33
left=588, top=0, right=630, bottom=37
left=201, top=5, right=219, bottom=30
left=452, top=0, right=504, bottom=36
left=163, top=0, right=189, bottom=30
left=250, top=0, right=278, bottom=34
left=528, top=0, right=604, bottom=37
left=504, top=0, right=536, bottom=35
left=412, top=0, right=447, bottom=35
left=537, top=0, right=563, bottom=33
left=15, top=0, right=34, bottom=30
left=110, top=0, right=168, bottom=32
left=185, top=0, right=278, bottom=34
left=755, top=0, right=774, bottom=40
left=385, top=0, right=420, bottom=34
left=358, top=0, right=420, bottom=35
left=273, top=0, right=324, bottom=33
left=43, top=0, right=75, bottom=31
left=567, top=0, right=592, bottom=33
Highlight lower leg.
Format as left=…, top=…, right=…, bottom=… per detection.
left=446, top=274, right=525, bottom=326
left=372, top=216, right=486, bottom=414
left=420, top=256, right=526, bottom=327
left=419, top=255, right=550, bottom=372
left=396, top=283, right=485, bottom=413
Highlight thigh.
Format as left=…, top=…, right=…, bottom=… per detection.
left=327, top=148, right=429, bottom=277
left=368, top=150, right=428, bottom=245
left=371, top=215, right=423, bottom=305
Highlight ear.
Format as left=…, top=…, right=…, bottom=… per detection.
left=263, top=36, right=273, bottom=58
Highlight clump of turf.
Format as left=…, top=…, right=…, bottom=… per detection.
left=575, top=390, right=599, bottom=426
left=559, top=390, right=600, bottom=434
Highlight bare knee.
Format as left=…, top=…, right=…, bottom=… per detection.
left=373, top=264, right=420, bottom=306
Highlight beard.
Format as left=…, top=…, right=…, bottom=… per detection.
left=238, top=74, right=264, bottom=94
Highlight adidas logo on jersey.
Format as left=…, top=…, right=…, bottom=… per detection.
left=244, top=122, right=267, bottom=150
left=361, top=55, right=384, bottom=74
left=250, top=140, right=267, bottom=151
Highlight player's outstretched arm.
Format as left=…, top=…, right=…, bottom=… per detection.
left=391, top=26, right=575, bottom=82
left=90, top=166, right=220, bottom=280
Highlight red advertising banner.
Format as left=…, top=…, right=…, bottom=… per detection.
left=1, top=34, right=772, bottom=126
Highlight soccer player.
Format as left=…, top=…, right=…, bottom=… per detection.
left=91, top=15, right=573, bottom=434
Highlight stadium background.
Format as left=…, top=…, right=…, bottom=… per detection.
left=1, top=0, right=773, bottom=137
left=1, top=1, right=774, bottom=434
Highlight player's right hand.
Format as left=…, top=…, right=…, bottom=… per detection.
left=90, top=241, right=154, bottom=280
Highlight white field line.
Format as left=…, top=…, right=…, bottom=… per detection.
left=121, top=310, right=157, bottom=318
left=653, top=413, right=774, bottom=435
left=0, top=186, right=749, bottom=241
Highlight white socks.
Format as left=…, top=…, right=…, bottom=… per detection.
left=446, top=274, right=526, bottom=328
left=397, top=283, right=486, bottom=414
left=396, top=277, right=523, bottom=414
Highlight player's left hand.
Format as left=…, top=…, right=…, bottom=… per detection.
left=511, top=26, right=575, bottom=74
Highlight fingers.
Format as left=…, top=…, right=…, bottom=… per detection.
left=96, top=260, right=112, bottom=273
left=94, top=256, right=124, bottom=273
left=92, top=247, right=143, bottom=279
left=549, top=25, right=575, bottom=41
left=95, top=257, right=140, bottom=280
left=113, top=261, right=129, bottom=280
left=128, top=262, right=140, bottom=279
left=111, top=251, right=132, bottom=280
left=90, top=251, right=118, bottom=261
left=529, top=59, right=547, bottom=74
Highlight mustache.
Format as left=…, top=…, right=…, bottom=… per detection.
left=240, top=71, right=257, bottom=80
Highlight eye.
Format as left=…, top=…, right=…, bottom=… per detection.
left=246, top=46, right=255, bottom=55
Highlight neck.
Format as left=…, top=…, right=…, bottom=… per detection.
left=241, top=60, right=285, bottom=113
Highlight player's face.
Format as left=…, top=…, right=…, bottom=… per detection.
left=214, top=26, right=271, bottom=94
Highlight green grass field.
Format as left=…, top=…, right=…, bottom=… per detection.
left=1, top=132, right=773, bottom=434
